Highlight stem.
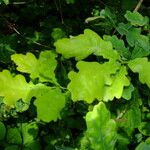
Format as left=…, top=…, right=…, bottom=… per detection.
left=133, top=0, right=144, bottom=12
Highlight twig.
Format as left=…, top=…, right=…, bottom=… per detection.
left=133, top=0, right=144, bottom=12
left=6, top=21, right=52, bottom=49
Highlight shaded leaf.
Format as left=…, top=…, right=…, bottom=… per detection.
left=125, top=11, right=149, bottom=26
left=0, top=121, right=6, bottom=140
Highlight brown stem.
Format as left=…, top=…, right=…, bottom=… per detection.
left=133, top=0, right=144, bottom=12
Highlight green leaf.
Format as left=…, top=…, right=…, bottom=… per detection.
left=33, top=84, right=66, bottom=122
left=103, top=35, right=131, bottom=59
left=68, top=61, right=120, bottom=103
left=11, top=51, right=57, bottom=83
left=103, top=66, right=130, bottom=101
left=7, top=128, right=22, bottom=144
left=5, top=145, right=20, bottom=150
left=136, top=142, right=150, bottom=150
left=51, top=28, right=66, bottom=41
left=0, top=70, right=35, bottom=107
left=138, top=122, right=150, bottom=136
left=122, top=84, right=134, bottom=100
left=85, top=102, right=117, bottom=150
left=125, top=11, right=149, bottom=26
left=0, top=44, right=15, bottom=63
left=118, top=91, right=141, bottom=135
left=2, top=0, right=9, bottom=5
left=20, top=122, right=38, bottom=145
left=0, top=121, right=6, bottom=140
left=54, top=29, right=120, bottom=61
left=128, top=58, right=150, bottom=88
left=116, top=24, right=150, bottom=58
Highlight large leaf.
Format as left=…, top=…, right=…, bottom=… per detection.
left=125, top=11, right=149, bottom=26
left=85, top=102, right=117, bottom=150
left=67, top=61, right=120, bottom=103
left=103, top=66, right=130, bottom=101
left=128, top=58, right=150, bottom=88
left=11, top=51, right=57, bottom=83
left=54, top=29, right=120, bottom=61
left=0, top=70, right=35, bottom=107
left=33, top=84, right=66, bottom=122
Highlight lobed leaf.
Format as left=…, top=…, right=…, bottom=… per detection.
left=0, top=70, right=35, bottom=107
left=85, top=102, right=117, bottom=150
left=33, top=84, right=66, bottom=122
left=67, top=61, right=120, bottom=103
left=103, top=66, right=130, bottom=101
left=54, top=29, right=120, bottom=61
left=125, top=11, right=149, bottom=26
left=128, top=58, right=150, bottom=88
left=11, top=51, right=57, bottom=83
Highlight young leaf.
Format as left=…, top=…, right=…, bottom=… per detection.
left=125, top=11, right=149, bottom=26
left=103, top=66, right=130, bottom=101
left=85, top=102, right=117, bottom=150
left=11, top=51, right=57, bottom=83
left=54, top=29, right=120, bottom=61
left=0, top=70, right=35, bottom=107
left=33, top=84, right=66, bottom=122
left=128, top=58, right=150, bottom=88
left=67, top=61, right=120, bottom=103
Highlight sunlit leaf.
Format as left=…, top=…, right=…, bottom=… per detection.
left=85, top=102, right=117, bottom=150
left=0, top=70, right=35, bottom=107
left=128, top=58, right=150, bottom=88
left=11, top=51, right=57, bottom=83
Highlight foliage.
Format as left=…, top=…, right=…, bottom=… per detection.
left=0, top=0, right=150, bottom=150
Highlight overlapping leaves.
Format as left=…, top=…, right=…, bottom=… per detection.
left=11, top=51, right=57, bottom=83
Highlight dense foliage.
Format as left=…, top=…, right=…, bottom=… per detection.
left=0, top=0, right=150, bottom=149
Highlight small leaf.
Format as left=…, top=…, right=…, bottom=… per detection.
left=0, top=70, right=35, bottom=107
left=138, top=122, right=150, bottom=136
left=128, top=58, right=150, bottom=88
left=20, top=122, right=38, bottom=145
left=33, top=85, right=66, bottom=122
left=85, top=102, right=117, bottom=150
left=125, top=11, right=149, bottom=26
left=103, top=66, right=130, bottom=101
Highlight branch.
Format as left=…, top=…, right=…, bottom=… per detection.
left=133, top=0, right=144, bottom=12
